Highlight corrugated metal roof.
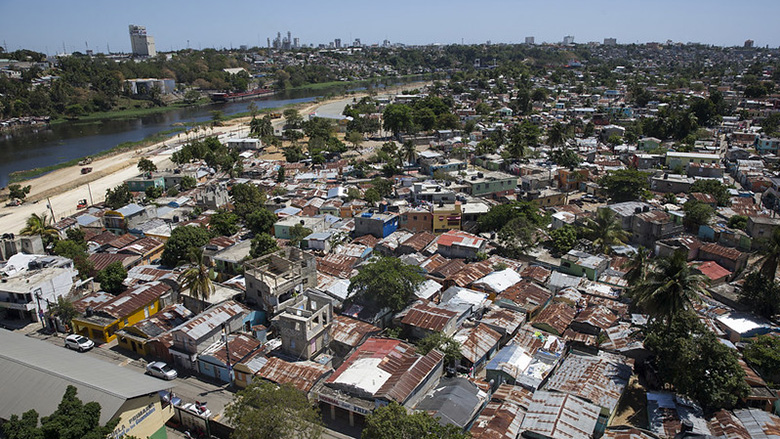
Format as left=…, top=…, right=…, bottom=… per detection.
left=401, top=301, right=459, bottom=332
left=468, top=384, right=531, bottom=439
left=401, top=232, right=437, bottom=253
left=520, top=390, right=600, bottom=439
left=0, top=330, right=172, bottom=425
left=93, top=282, right=171, bottom=319
left=172, top=300, right=249, bottom=341
left=471, top=269, right=522, bottom=294
left=497, top=281, right=552, bottom=313
left=317, top=253, right=358, bottom=278
left=709, top=409, right=751, bottom=439
left=329, top=315, right=380, bottom=348
left=257, top=357, right=332, bottom=393
left=544, top=351, right=633, bottom=413
left=455, top=324, right=502, bottom=364
left=480, top=308, right=526, bottom=336
left=415, top=377, right=487, bottom=429
left=532, top=302, right=577, bottom=336
left=734, top=408, right=780, bottom=439
left=573, top=305, right=619, bottom=331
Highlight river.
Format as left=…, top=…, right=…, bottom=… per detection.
left=0, top=79, right=418, bottom=187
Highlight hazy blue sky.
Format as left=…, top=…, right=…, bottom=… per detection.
left=1, top=0, right=778, bottom=54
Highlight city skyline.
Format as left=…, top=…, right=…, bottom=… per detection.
left=1, top=0, right=779, bottom=55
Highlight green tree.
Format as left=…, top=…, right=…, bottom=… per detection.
left=364, top=187, right=381, bottom=205
left=104, top=183, right=132, bottom=209
left=289, top=224, right=312, bottom=248
left=348, top=257, right=424, bottom=312
left=402, top=140, right=417, bottom=166
left=581, top=208, right=628, bottom=254
left=757, top=228, right=780, bottom=279
left=20, top=213, right=59, bottom=246
left=739, top=271, right=780, bottom=319
left=160, top=225, right=210, bottom=267
left=48, top=297, right=79, bottom=331
left=250, top=233, right=279, bottom=258
left=622, top=246, right=651, bottom=287
left=644, top=312, right=748, bottom=411
left=346, top=131, right=364, bottom=150
left=209, top=210, right=239, bottom=237
left=276, top=165, right=286, bottom=183
left=478, top=201, right=546, bottom=233
left=250, top=115, right=273, bottom=138
left=210, top=110, right=224, bottom=127
left=179, top=176, right=197, bottom=190
left=599, top=169, right=650, bottom=202
left=682, top=200, right=713, bottom=232
left=283, top=108, right=303, bottom=128
left=383, top=104, right=415, bottom=136
left=690, top=179, right=730, bottom=206
left=632, top=251, right=709, bottom=326
left=416, top=332, right=462, bottom=366
left=137, top=157, right=157, bottom=174
left=743, top=335, right=780, bottom=385
left=245, top=208, right=277, bottom=235
left=363, top=402, right=468, bottom=439
left=53, top=239, right=94, bottom=279
left=549, top=225, right=578, bottom=254
left=95, top=261, right=127, bottom=294
left=370, top=177, right=394, bottom=198
left=498, top=217, right=538, bottom=257
left=225, top=381, right=322, bottom=439
left=2, top=385, right=120, bottom=439
left=547, top=122, right=569, bottom=148
left=177, top=249, right=214, bottom=312
left=145, top=185, right=163, bottom=200
left=727, top=215, right=748, bottom=231
left=8, top=184, right=31, bottom=201
left=231, top=183, right=266, bottom=219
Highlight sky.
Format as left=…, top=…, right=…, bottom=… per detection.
left=1, top=0, right=779, bottom=55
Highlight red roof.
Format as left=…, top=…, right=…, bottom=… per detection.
left=694, top=260, right=731, bottom=281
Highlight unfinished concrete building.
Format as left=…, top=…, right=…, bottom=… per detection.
left=272, top=294, right=332, bottom=361
left=244, top=247, right=317, bottom=314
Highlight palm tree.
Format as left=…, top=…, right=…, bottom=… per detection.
left=622, top=246, right=651, bottom=286
left=402, top=140, right=416, bottom=167
left=757, top=228, right=780, bottom=279
left=581, top=208, right=628, bottom=254
left=177, top=249, right=215, bottom=312
left=20, top=213, right=59, bottom=246
left=547, top=122, right=568, bottom=148
left=632, top=250, right=709, bottom=326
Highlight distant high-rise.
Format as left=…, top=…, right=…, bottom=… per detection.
left=525, top=36, right=535, bottom=45
left=128, top=25, right=156, bottom=57
left=383, top=39, right=391, bottom=47
left=604, top=38, right=617, bottom=46
left=744, top=39, right=754, bottom=48
left=334, top=38, right=341, bottom=49
left=353, top=38, right=361, bottom=47
left=293, top=38, right=300, bottom=49
left=563, top=35, right=575, bottom=45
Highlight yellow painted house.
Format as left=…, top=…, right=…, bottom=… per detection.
left=432, top=202, right=462, bottom=234
left=72, top=282, right=171, bottom=344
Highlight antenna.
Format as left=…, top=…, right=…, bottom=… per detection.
left=62, top=41, right=66, bottom=54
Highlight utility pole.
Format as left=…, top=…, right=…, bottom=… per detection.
left=46, top=197, right=55, bottom=220
left=87, top=183, right=94, bottom=206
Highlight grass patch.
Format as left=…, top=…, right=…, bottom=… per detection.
left=286, top=74, right=425, bottom=92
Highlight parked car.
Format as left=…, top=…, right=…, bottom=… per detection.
left=146, top=361, right=178, bottom=380
left=182, top=402, right=211, bottom=418
left=65, top=334, right=95, bottom=352
left=77, top=199, right=88, bottom=209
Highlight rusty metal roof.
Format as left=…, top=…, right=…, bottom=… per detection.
left=88, top=253, right=141, bottom=271
left=520, top=390, right=600, bottom=439
left=431, top=258, right=467, bottom=278
left=573, top=305, right=619, bottom=330
left=105, top=233, right=140, bottom=249
left=401, top=301, right=459, bottom=332
left=709, top=409, right=751, bottom=439
left=420, top=253, right=450, bottom=274
left=480, top=308, right=526, bottom=336
left=544, top=350, right=633, bottom=413
left=317, top=253, right=358, bottom=278
left=699, top=242, right=744, bottom=261
left=400, top=231, right=437, bottom=253
left=257, top=356, right=332, bottom=393
left=520, top=265, right=552, bottom=284
left=202, top=333, right=262, bottom=365
left=468, top=384, right=531, bottom=439
left=498, top=281, right=552, bottom=312
left=448, top=261, right=493, bottom=287
left=329, top=315, right=380, bottom=348
left=94, top=281, right=171, bottom=319
left=602, top=427, right=662, bottom=439
left=455, top=324, right=502, bottom=364
left=531, top=302, right=577, bottom=336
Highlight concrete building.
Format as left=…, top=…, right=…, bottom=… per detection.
left=353, top=212, right=399, bottom=239
left=244, top=247, right=317, bottom=314
left=273, top=294, right=332, bottom=360
left=457, top=170, right=517, bottom=199
left=274, top=215, right=327, bottom=240
left=0, top=233, right=44, bottom=261
left=129, top=25, right=156, bottom=57
left=0, top=254, right=76, bottom=324
left=0, top=330, right=175, bottom=439
left=525, top=36, right=535, bottom=45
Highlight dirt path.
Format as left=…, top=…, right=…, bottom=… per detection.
left=0, top=81, right=431, bottom=234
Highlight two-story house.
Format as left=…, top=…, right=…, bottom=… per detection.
left=272, top=294, right=332, bottom=361
left=244, top=247, right=317, bottom=314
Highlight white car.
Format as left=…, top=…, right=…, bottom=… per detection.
left=65, top=334, right=95, bottom=352
left=146, top=361, right=178, bottom=380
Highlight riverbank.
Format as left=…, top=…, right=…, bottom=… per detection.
left=0, top=80, right=431, bottom=234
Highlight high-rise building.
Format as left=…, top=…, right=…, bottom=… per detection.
left=383, top=39, right=391, bottom=47
left=293, top=38, right=300, bottom=49
left=563, top=35, right=575, bottom=45
left=525, top=36, right=535, bottom=45
left=128, top=25, right=156, bottom=57
left=334, top=38, right=341, bottom=49
left=353, top=38, right=361, bottom=47
left=744, top=39, right=754, bottom=48
left=604, top=38, right=617, bottom=46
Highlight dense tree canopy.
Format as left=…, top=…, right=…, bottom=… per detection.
left=348, top=257, right=425, bottom=312
left=95, top=261, right=127, bottom=294
left=160, top=225, right=210, bottom=267
left=599, top=169, right=650, bottom=202
left=226, top=381, right=322, bottom=439
left=363, top=402, right=469, bottom=439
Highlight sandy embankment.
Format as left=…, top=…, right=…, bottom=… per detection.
left=0, top=81, right=431, bottom=234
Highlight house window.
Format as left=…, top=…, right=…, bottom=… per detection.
left=413, top=216, right=418, bottom=221
left=144, top=307, right=150, bottom=318
left=124, top=318, right=129, bottom=325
